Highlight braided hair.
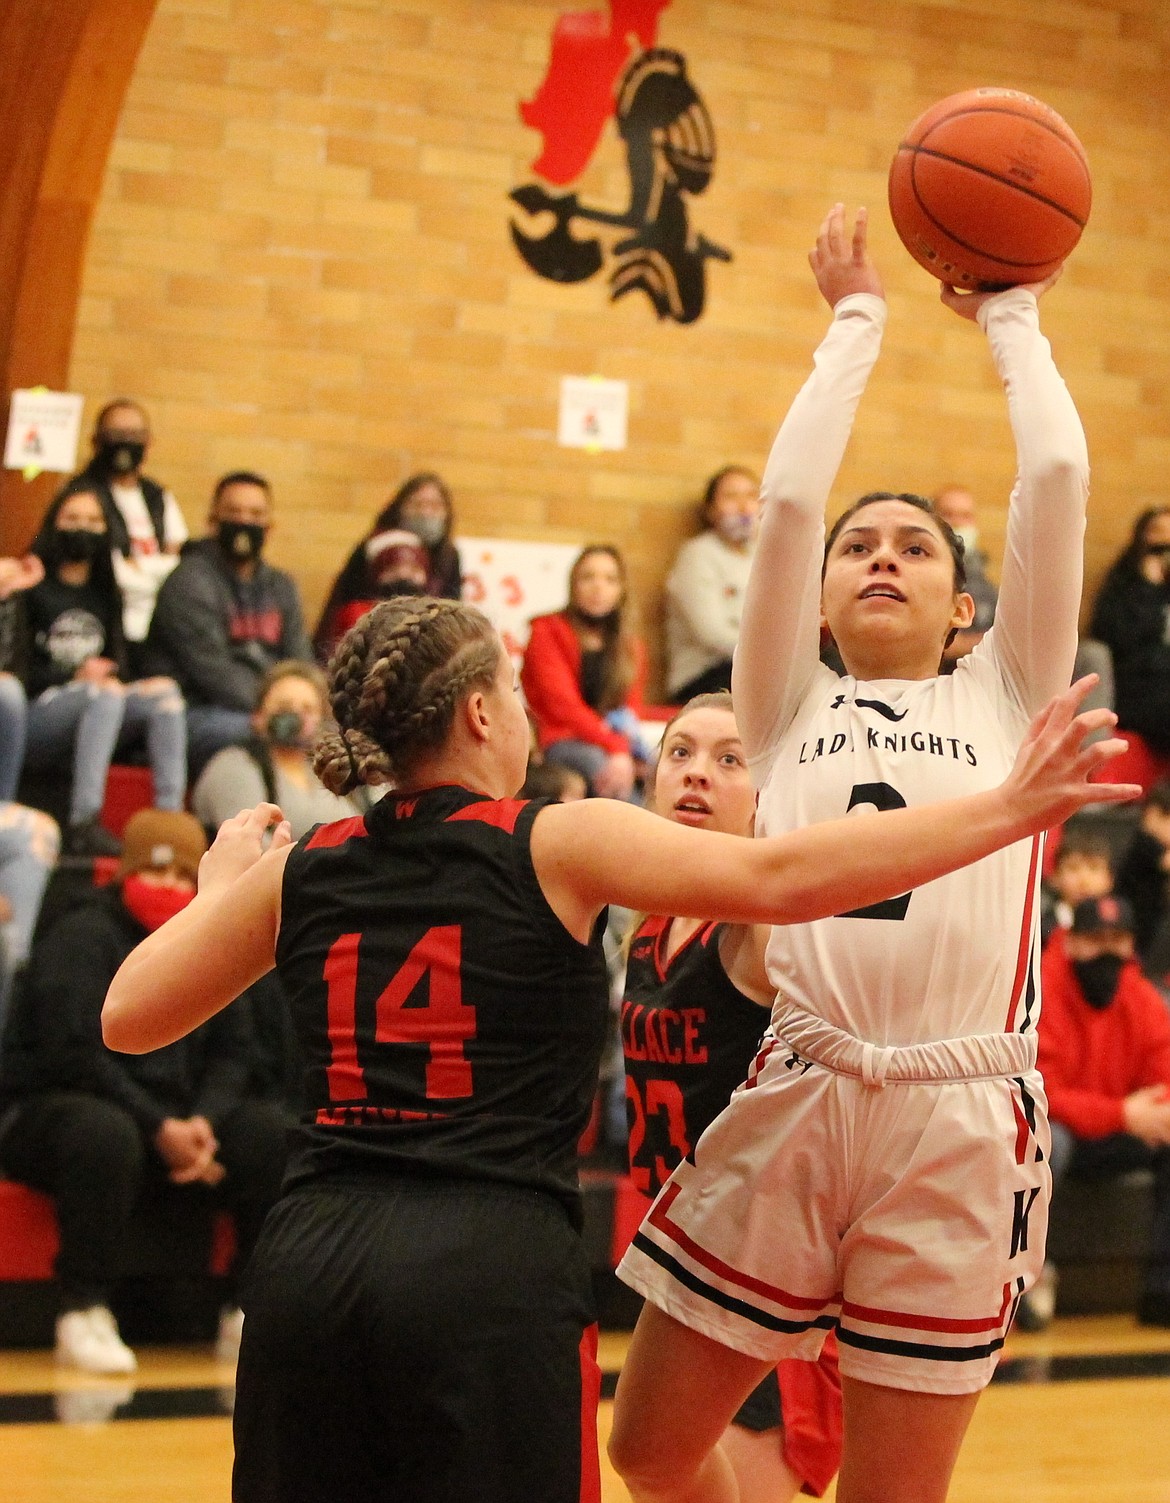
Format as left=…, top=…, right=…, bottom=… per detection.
left=313, top=597, right=501, bottom=796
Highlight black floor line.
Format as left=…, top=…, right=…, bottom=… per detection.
left=1, top=1349, right=1168, bottom=1425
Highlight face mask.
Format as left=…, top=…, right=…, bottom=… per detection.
left=95, top=437, right=146, bottom=476
left=266, top=710, right=306, bottom=749
left=574, top=607, right=618, bottom=628
left=953, top=525, right=979, bottom=554
left=404, top=515, right=444, bottom=549
left=217, top=521, right=267, bottom=563
left=122, top=874, right=194, bottom=933
left=376, top=579, right=426, bottom=601
left=1071, top=952, right=1126, bottom=1010
left=54, top=528, right=105, bottom=565
left=715, top=512, right=756, bottom=547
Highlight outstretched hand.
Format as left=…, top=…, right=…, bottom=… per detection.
left=808, top=204, right=884, bottom=309
left=940, top=266, right=1062, bottom=322
left=1005, top=675, right=1139, bottom=831
left=198, top=803, right=293, bottom=899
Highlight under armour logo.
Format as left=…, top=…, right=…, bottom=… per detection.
left=831, top=694, right=848, bottom=710
left=784, top=1051, right=813, bottom=1076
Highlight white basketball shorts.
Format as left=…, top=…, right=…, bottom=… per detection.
left=618, top=1002, right=1051, bottom=1394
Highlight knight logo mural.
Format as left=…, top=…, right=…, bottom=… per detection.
left=510, top=1, right=731, bottom=325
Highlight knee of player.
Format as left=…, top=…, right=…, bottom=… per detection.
left=606, top=1416, right=676, bottom=1496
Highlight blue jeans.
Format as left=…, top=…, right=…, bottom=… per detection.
left=0, top=674, right=28, bottom=804
left=25, top=679, right=187, bottom=825
left=0, top=801, right=58, bottom=1038
left=186, top=705, right=254, bottom=782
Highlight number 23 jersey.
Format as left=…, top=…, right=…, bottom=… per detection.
left=275, top=785, right=610, bottom=1219
left=756, top=650, right=1042, bottom=1048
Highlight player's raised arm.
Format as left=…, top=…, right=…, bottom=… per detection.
left=733, top=204, right=886, bottom=762
left=534, top=678, right=1136, bottom=940
left=942, top=275, right=1089, bottom=712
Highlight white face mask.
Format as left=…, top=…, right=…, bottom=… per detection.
left=953, top=525, right=979, bottom=554
left=715, top=512, right=756, bottom=547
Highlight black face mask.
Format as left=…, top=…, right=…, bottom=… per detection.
left=94, top=437, right=146, bottom=476
left=266, top=711, right=305, bottom=750
left=376, top=579, right=427, bottom=601
left=217, top=521, right=267, bottom=563
left=574, top=607, right=619, bottom=629
left=53, top=528, right=105, bottom=565
left=1072, top=953, right=1126, bottom=1011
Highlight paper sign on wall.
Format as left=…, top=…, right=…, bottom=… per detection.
left=459, top=535, right=580, bottom=668
left=4, top=388, right=85, bottom=478
left=557, top=375, right=628, bottom=452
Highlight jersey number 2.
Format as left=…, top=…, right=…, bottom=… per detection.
left=323, top=926, right=476, bottom=1101
left=625, top=1078, right=690, bottom=1192
left=839, top=782, right=912, bottom=921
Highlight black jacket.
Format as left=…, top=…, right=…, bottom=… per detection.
left=0, top=887, right=253, bottom=1137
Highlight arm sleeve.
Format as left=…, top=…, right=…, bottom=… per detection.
left=521, top=618, right=628, bottom=753
left=666, top=541, right=740, bottom=659
left=974, top=289, right=1089, bottom=714
left=152, top=568, right=259, bottom=711
left=731, top=293, right=887, bottom=762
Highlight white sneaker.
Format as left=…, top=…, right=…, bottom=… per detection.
left=55, top=1306, right=138, bottom=1375
left=1015, top=1264, right=1059, bottom=1333
left=215, top=1305, right=244, bottom=1364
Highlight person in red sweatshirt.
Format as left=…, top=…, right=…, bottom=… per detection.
left=1034, top=894, right=1170, bottom=1329
left=521, top=545, right=649, bottom=800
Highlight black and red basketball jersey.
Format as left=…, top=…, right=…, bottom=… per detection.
left=275, top=785, right=610, bottom=1218
left=622, top=917, right=769, bottom=1196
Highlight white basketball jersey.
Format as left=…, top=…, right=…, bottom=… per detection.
left=756, top=645, right=1043, bottom=1048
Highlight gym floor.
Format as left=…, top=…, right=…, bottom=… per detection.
left=1, top=1315, right=1168, bottom=1501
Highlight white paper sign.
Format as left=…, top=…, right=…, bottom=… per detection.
left=459, top=535, right=580, bottom=667
left=557, top=375, right=628, bottom=451
left=4, top=388, right=85, bottom=477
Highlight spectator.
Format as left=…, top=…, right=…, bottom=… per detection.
left=521, top=544, right=649, bottom=799
left=664, top=465, right=759, bottom=701
left=313, top=472, right=461, bottom=657
left=1040, top=822, right=1115, bottom=946
left=145, top=471, right=311, bottom=776
left=1116, top=779, right=1170, bottom=969
left=313, top=529, right=429, bottom=662
left=1024, top=896, right=1170, bottom=1330
left=520, top=759, right=589, bottom=802
left=191, top=660, right=357, bottom=839
left=52, top=400, right=187, bottom=667
left=933, top=484, right=999, bottom=660
left=1091, top=507, right=1170, bottom=751
left=0, top=553, right=43, bottom=805
left=18, top=489, right=187, bottom=857
left=0, top=810, right=289, bottom=1372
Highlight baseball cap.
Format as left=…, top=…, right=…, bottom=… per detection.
left=116, top=810, right=207, bottom=883
left=1070, top=894, right=1135, bottom=936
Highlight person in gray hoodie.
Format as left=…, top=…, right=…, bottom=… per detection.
left=145, top=472, right=311, bottom=776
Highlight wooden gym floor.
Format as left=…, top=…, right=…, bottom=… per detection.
left=1, top=1315, right=1168, bottom=1501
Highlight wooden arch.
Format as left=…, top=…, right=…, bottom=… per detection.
left=0, top=0, right=158, bottom=552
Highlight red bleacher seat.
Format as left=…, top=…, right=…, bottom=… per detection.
left=100, top=765, right=155, bottom=837
left=1091, top=729, right=1170, bottom=797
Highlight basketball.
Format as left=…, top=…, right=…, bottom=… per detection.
left=888, top=88, right=1091, bottom=289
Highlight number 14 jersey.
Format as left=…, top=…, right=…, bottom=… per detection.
left=275, top=785, right=610, bottom=1220
left=756, top=651, right=1043, bottom=1049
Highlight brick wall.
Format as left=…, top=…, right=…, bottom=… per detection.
left=68, top=0, right=1170, bottom=680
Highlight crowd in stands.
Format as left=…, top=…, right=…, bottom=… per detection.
left=0, top=398, right=1167, bottom=1369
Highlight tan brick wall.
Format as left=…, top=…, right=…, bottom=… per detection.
left=69, top=0, right=1170, bottom=683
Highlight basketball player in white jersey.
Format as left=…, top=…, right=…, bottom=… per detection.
left=610, top=205, right=1091, bottom=1503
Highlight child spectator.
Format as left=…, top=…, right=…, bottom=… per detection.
left=145, top=472, right=311, bottom=776
left=521, top=544, right=649, bottom=800
left=1116, top=779, right=1170, bottom=964
left=313, top=472, right=461, bottom=657
left=0, top=810, right=289, bottom=1372
left=18, top=488, right=187, bottom=857
left=1041, top=822, right=1115, bottom=946
left=313, top=529, right=429, bottom=662
left=664, top=465, right=759, bottom=701
left=1025, top=896, right=1170, bottom=1330
left=191, top=661, right=357, bottom=839
left=53, top=399, right=187, bottom=666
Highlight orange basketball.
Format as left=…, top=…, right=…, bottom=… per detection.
left=888, top=88, right=1091, bottom=289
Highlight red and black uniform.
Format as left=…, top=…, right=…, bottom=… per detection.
left=622, top=917, right=843, bottom=1498
left=233, top=785, right=610, bottom=1503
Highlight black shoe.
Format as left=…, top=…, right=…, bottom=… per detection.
left=64, top=819, right=122, bottom=858
left=1137, top=1290, right=1170, bottom=1327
